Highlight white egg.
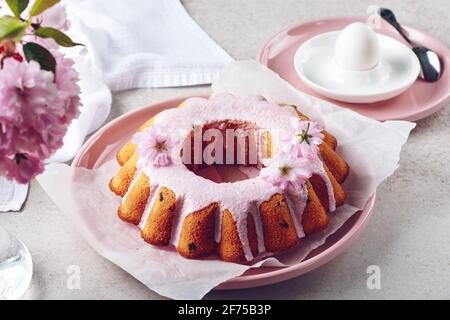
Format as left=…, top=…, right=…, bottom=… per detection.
left=335, top=22, right=380, bottom=71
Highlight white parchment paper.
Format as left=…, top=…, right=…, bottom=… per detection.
left=37, top=61, right=415, bottom=299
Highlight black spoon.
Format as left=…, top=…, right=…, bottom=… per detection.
left=379, top=8, right=441, bottom=82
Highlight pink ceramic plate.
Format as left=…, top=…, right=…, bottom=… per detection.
left=257, top=17, right=450, bottom=121
left=72, top=96, right=376, bottom=290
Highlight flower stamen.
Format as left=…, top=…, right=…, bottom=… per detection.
left=279, top=165, right=290, bottom=176
left=297, top=122, right=312, bottom=145
left=155, top=141, right=166, bottom=152
left=15, top=153, right=27, bottom=165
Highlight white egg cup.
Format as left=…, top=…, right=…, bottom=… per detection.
left=294, top=31, right=421, bottom=104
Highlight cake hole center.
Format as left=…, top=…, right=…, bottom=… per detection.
left=194, top=165, right=260, bottom=183
left=181, top=120, right=269, bottom=183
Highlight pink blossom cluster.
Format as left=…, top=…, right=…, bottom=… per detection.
left=0, top=3, right=80, bottom=183
left=261, top=118, right=324, bottom=193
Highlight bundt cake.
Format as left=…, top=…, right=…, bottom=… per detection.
left=109, top=94, right=349, bottom=263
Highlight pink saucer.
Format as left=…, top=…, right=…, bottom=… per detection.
left=257, top=17, right=450, bottom=121
left=72, top=96, right=376, bottom=290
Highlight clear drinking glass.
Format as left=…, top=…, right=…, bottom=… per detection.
left=0, top=225, right=33, bottom=300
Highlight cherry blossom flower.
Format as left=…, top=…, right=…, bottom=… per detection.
left=0, top=48, right=80, bottom=183
left=53, top=50, right=81, bottom=122
left=0, top=58, right=60, bottom=156
left=133, top=125, right=181, bottom=167
left=0, top=1, right=81, bottom=183
left=285, top=118, right=324, bottom=160
left=0, top=153, right=44, bottom=184
left=260, top=145, right=313, bottom=192
left=34, top=2, right=71, bottom=31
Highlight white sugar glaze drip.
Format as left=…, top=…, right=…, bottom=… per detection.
left=234, top=210, right=253, bottom=261
left=313, top=160, right=336, bottom=212
left=284, top=185, right=308, bottom=239
left=123, top=170, right=141, bottom=201
left=138, top=183, right=159, bottom=229
left=214, top=207, right=223, bottom=243
left=250, top=203, right=266, bottom=254
left=130, top=93, right=336, bottom=261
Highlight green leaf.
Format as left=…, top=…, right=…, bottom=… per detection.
left=0, top=16, right=27, bottom=41
left=34, top=27, right=83, bottom=47
left=29, top=0, right=60, bottom=17
left=23, top=42, right=56, bottom=74
left=5, top=0, right=30, bottom=18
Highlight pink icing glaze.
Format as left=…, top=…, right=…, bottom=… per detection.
left=123, top=94, right=337, bottom=261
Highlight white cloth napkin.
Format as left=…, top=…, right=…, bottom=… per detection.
left=64, top=0, right=234, bottom=91
left=0, top=178, right=29, bottom=212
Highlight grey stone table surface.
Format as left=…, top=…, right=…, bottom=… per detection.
left=1, top=0, right=449, bottom=299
